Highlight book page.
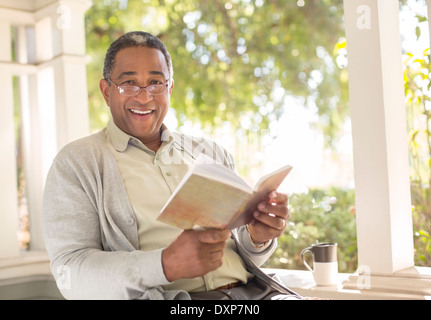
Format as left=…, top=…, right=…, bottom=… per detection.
left=225, top=164, right=293, bottom=229
left=192, top=163, right=251, bottom=193
left=161, top=162, right=252, bottom=215
left=254, top=165, right=293, bottom=193
left=158, top=163, right=293, bottom=230
left=158, top=174, right=253, bottom=230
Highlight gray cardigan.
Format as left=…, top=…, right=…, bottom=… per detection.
left=42, top=128, right=281, bottom=300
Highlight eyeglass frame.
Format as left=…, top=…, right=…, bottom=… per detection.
left=107, top=78, right=170, bottom=96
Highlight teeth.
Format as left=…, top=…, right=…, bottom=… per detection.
left=130, top=109, right=152, bottom=115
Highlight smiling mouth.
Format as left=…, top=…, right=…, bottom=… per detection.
left=130, top=109, right=153, bottom=115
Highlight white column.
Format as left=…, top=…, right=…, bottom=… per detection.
left=25, top=0, right=90, bottom=250
left=0, top=22, right=20, bottom=258
left=343, top=0, right=414, bottom=274
left=0, top=0, right=91, bottom=253
left=52, top=55, right=90, bottom=149
left=427, top=0, right=431, bottom=54
left=35, top=0, right=90, bottom=150
left=20, top=72, right=46, bottom=251
left=56, top=0, right=91, bottom=148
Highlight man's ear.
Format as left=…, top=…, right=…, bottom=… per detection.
left=100, top=79, right=110, bottom=106
left=169, top=79, right=174, bottom=95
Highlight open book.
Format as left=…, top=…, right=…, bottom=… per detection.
left=157, top=161, right=293, bottom=230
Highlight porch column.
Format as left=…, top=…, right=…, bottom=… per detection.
left=428, top=0, right=431, bottom=54
left=36, top=0, right=90, bottom=150
left=27, top=0, right=91, bottom=250
left=0, top=22, right=20, bottom=258
left=343, top=0, right=414, bottom=274
left=0, top=0, right=91, bottom=254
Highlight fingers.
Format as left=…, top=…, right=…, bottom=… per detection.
left=195, top=229, right=231, bottom=244
left=162, top=229, right=230, bottom=281
left=253, top=209, right=287, bottom=230
left=209, top=249, right=224, bottom=263
left=268, top=190, right=288, bottom=205
left=254, top=191, right=290, bottom=225
left=247, top=191, right=289, bottom=243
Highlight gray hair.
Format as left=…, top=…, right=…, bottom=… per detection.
left=103, top=31, right=173, bottom=83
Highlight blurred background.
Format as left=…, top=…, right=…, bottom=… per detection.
left=11, top=0, right=431, bottom=273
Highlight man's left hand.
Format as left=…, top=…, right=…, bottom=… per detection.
left=247, top=191, right=289, bottom=245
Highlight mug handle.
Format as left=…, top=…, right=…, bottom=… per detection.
left=300, top=247, right=313, bottom=272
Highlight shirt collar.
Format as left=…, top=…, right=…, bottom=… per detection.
left=106, top=118, right=174, bottom=152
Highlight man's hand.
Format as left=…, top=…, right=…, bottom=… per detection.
left=248, top=191, right=289, bottom=244
left=162, top=229, right=231, bottom=282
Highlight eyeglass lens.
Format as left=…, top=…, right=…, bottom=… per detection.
left=118, top=84, right=166, bottom=96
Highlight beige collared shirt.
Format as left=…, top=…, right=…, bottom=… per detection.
left=105, top=119, right=253, bottom=292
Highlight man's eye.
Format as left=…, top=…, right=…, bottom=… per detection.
left=150, top=80, right=163, bottom=85
left=121, top=80, right=135, bottom=85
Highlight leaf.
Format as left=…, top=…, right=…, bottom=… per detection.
left=416, top=14, right=428, bottom=23
left=418, top=229, right=430, bottom=237
left=415, top=26, right=421, bottom=40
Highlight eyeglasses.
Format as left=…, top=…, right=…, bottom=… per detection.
left=107, top=79, right=169, bottom=96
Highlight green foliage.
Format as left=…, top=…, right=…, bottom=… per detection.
left=85, top=0, right=348, bottom=143
left=82, top=0, right=431, bottom=270
left=404, top=45, right=431, bottom=267
left=265, top=187, right=357, bottom=273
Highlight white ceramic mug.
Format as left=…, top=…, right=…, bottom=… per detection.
left=300, top=242, right=338, bottom=286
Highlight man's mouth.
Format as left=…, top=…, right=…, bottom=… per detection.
left=130, top=108, right=153, bottom=115
left=129, top=108, right=155, bottom=120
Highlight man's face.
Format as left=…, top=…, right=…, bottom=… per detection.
left=100, top=46, right=173, bottom=145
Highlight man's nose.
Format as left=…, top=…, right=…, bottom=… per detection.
left=133, top=88, right=153, bottom=103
